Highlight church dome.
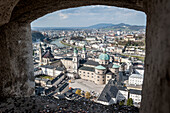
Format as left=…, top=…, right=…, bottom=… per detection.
left=95, top=65, right=106, bottom=70
left=99, top=53, right=110, bottom=60
left=112, top=64, right=120, bottom=68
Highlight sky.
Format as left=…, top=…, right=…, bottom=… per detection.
left=31, top=5, right=146, bottom=27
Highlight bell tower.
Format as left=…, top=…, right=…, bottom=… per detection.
left=39, top=43, right=42, bottom=65
left=73, top=48, right=79, bottom=73
left=81, top=45, right=87, bottom=60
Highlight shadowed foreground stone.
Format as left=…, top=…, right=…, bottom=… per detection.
left=0, top=0, right=145, bottom=100
left=140, top=0, right=170, bottom=113
left=0, top=22, right=34, bottom=99
left=0, top=0, right=170, bottom=113
left=0, top=96, right=139, bottom=113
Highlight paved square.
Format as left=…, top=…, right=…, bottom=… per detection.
left=68, top=79, right=105, bottom=95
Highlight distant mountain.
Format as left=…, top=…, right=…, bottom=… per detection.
left=31, top=23, right=146, bottom=31
left=86, top=23, right=145, bottom=31
left=87, top=23, right=114, bottom=29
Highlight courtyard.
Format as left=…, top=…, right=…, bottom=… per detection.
left=68, top=79, right=106, bottom=96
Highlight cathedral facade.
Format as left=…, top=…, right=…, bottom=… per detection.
left=39, top=44, right=120, bottom=85
left=61, top=46, right=120, bottom=85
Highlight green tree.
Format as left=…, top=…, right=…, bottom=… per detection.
left=119, top=101, right=124, bottom=106
left=127, top=98, right=133, bottom=106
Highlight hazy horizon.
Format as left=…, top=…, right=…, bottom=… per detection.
left=31, top=23, right=146, bottom=28
left=31, top=5, right=146, bottom=27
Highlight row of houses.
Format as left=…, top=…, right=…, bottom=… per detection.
left=35, top=73, right=69, bottom=96
left=97, top=80, right=141, bottom=107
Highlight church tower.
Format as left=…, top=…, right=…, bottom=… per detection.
left=81, top=45, right=87, bottom=60
left=73, top=48, right=79, bottom=73
left=39, top=43, right=42, bottom=65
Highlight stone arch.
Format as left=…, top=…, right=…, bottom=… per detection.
left=10, top=0, right=145, bottom=24
left=0, top=0, right=170, bottom=113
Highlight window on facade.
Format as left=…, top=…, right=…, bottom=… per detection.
left=107, top=76, right=109, bottom=78
left=97, top=79, right=99, bottom=81
left=98, top=76, right=99, bottom=78
left=92, top=76, right=93, bottom=78
left=80, top=71, right=81, bottom=73
left=91, top=73, right=93, bottom=75
left=103, top=76, right=104, bottom=78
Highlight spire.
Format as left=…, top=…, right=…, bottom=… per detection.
left=39, top=43, right=42, bottom=65
left=82, top=45, right=86, bottom=51
left=74, top=47, right=78, bottom=56
left=74, top=47, right=78, bottom=54
left=73, top=47, right=79, bottom=73
left=82, top=45, right=86, bottom=53
left=81, top=45, right=87, bottom=59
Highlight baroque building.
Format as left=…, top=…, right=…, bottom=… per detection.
left=60, top=46, right=121, bottom=85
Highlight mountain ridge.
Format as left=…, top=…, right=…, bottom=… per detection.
left=32, top=23, right=146, bottom=31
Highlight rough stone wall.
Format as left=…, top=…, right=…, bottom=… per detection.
left=0, top=0, right=144, bottom=101
left=10, top=0, right=144, bottom=23
left=0, top=0, right=170, bottom=113
left=0, top=0, right=19, bottom=26
left=140, top=0, right=170, bottom=113
left=0, top=22, right=34, bottom=99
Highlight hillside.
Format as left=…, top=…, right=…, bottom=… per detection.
left=32, top=31, right=45, bottom=42
left=87, top=23, right=145, bottom=31
left=87, top=23, right=114, bottom=29
left=31, top=23, right=146, bottom=31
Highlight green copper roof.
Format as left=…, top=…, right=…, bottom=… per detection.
left=82, top=46, right=86, bottom=51
left=99, top=53, right=110, bottom=60
left=95, top=65, right=106, bottom=70
left=112, top=64, right=120, bottom=68
left=74, top=48, right=78, bottom=54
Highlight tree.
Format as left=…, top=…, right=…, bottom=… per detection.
left=75, top=89, right=81, bottom=96
left=119, top=101, right=124, bottom=106
left=85, top=91, right=91, bottom=99
left=127, top=98, right=133, bottom=106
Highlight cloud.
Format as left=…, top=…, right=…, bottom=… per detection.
left=58, top=13, right=68, bottom=19
left=31, top=5, right=146, bottom=27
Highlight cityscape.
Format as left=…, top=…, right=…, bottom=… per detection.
left=32, top=21, right=145, bottom=109
left=0, top=1, right=169, bottom=113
